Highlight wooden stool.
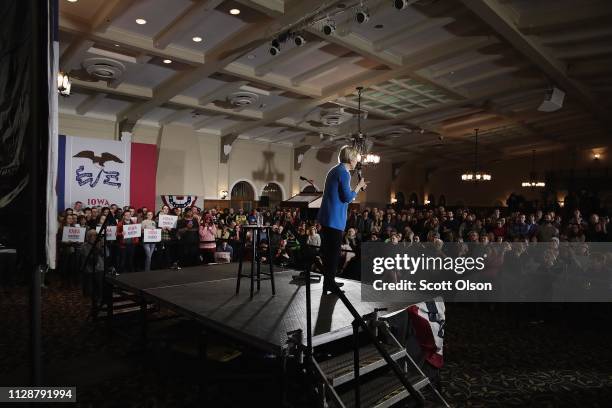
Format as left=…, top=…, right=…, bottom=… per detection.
left=235, top=225, right=275, bottom=298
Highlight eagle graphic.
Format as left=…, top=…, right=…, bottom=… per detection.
left=73, top=151, right=124, bottom=166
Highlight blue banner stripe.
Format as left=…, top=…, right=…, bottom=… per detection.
left=58, top=134, right=65, bottom=211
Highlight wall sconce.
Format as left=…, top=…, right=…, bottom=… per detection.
left=220, top=190, right=228, bottom=199
left=57, top=72, right=71, bottom=96
left=390, top=197, right=398, bottom=204
left=593, top=153, right=601, bottom=161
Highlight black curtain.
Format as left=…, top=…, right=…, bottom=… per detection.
left=0, top=0, right=48, bottom=280
left=0, top=0, right=50, bottom=386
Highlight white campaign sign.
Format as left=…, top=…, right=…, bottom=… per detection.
left=106, top=225, right=117, bottom=241
left=158, top=214, right=178, bottom=229
left=62, top=227, right=86, bottom=243
left=122, top=224, right=141, bottom=239
left=64, top=135, right=131, bottom=209
left=144, top=228, right=162, bottom=243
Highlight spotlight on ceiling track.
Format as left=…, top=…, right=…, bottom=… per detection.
left=322, top=20, right=336, bottom=35
left=355, top=9, right=370, bottom=24
left=269, top=39, right=281, bottom=56
left=294, top=35, right=306, bottom=47
left=393, top=0, right=410, bottom=10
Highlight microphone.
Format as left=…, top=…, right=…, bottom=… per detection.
left=356, top=162, right=366, bottom=191
left=300, top=176, right=315, bottom=186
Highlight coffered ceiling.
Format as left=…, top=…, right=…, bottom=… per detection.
left=58, top=0, right=612, bottom=167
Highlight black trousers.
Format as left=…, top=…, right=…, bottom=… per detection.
left=320, top=226, right=343, bottom=282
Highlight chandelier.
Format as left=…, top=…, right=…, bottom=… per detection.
left=353, top=86, right=380, bottom=165
left=461, top=128, right=491, bottom=182
left=521, top=150, right=545, bottom=188
left=57, top=72, right=71, bottom=96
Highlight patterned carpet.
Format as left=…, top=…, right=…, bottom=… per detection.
left=1, top=279, right=612, bottom=407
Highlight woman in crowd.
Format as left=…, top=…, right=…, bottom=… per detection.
left=199, top=215, right=217, bottom=264
left=141, top=211, right=157, bottom=272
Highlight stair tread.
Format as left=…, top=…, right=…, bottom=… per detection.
left=318, top=343, right=403, bottom=382
left=339, top=373, right=428, bottom=408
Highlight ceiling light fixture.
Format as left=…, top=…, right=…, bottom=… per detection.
left=461, top=128, right=491, bottom=182
left=163, top=59, right=172, bottom=64
left=135, top=18, right=147, bottom=25
left=354, top=86, right=380, bottom=166
left=192, top=36, right=203, bottom=43
left=67, top=0, right=78, bottom=3
left=229, top=8, right=240, bottom=15
left=521, top=150, right=545, bottom=188
left=294, top=35, right=306, bottom=47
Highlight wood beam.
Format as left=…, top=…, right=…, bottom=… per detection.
left=291, top=53, right=360, bottom=86
left=372, top=17, right=455, bottom=52
left=75, top=93, right=106, bottom=115
left=540, top=26, right=612, bottom=46
left=428, top=54, right=504, bottom=79
left=555, top=43, right=612, bottom=60
left=60, top=0, right=139, bottom=71
left=449, top=65, right=524, bottom=88
left=269, top=130, right=307, bottom=143
left=517, top=1, right=612, bottom=34
left=254, top=41, right=325, bottom=76
left=461, top=0, right=611, bottom=129
left=159, top=109, right=193, bottom=126
left=60, top=39, right=95, bottom=71
left=193, top=115, right=224, bottom=130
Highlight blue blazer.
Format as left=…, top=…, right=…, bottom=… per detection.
left=317, top=163, right=357, bottom=231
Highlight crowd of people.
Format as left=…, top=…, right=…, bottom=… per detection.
left=55, top=196, right=611, bottom=290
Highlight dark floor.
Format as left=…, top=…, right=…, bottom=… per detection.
left=1, top=269, right=612, bottom=407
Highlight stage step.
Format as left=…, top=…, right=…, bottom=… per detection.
left=99, top=301, right=155, bottom=316
left=338, top=372, right=429, bottom=408
left=318, top=344, right=405, bottom=387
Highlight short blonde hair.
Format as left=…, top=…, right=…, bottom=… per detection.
left=338, top=145, right=360, bottom=164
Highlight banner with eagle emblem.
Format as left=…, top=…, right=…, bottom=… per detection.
left=58, top=135, right=157, bottom=210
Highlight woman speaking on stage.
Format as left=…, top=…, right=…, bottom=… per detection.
left=317, top=145, right=367, bottom=293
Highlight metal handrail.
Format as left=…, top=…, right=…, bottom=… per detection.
left=303, top=253, right=425, bottom=407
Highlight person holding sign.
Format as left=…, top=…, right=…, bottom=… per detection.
left=57, top=214, right=80, bottom=287
left=141, top=211, right=157, bottom=272
left=117, top=211, right=139, bottom=273
left=157, top=205, right=180, bottom=270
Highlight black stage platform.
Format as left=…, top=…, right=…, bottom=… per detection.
left=108, top=263, right=414, bottom=354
